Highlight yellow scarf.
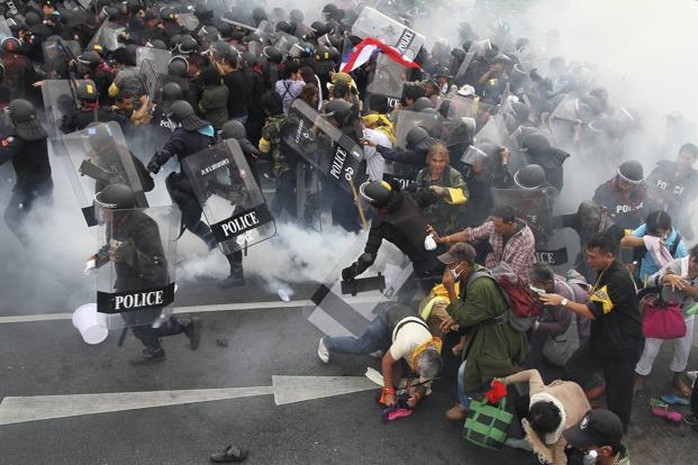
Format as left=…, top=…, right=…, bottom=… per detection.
left=410, top=337, right=443, bottom=370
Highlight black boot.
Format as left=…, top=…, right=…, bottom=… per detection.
left=219, top=254, right=245, bottom=288
left=190, top=221, right=217, bottom=251
left=129, top=346, right=166, bottom=365
left=183, top=317, right=202, bottom=350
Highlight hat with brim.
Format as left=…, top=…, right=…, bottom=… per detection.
left=437, top=242, right=475, bottom=265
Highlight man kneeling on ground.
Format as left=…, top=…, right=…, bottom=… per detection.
left=317, top=303, right=443, bottom=408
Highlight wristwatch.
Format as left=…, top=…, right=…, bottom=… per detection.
left=560, top=298, right=569, bottom=307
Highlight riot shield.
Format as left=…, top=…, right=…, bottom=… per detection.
left=139, top=60, right=158, bottom=100
left=178, top=13, right=199, bottom=32
left=351, top=6, right=425, bottom=61
left=306, top=235, right=419, bottom=339
left=548, top=96, right=583, bottom=144
left=54, top=122, right=146, bottom=226
left=394, top=110, right=439, bottom=148
left=88, top=20, right=125, bottom=51
left=282, top=100, right=364, bottom=193
left=366, top=52, right=407, bottom=98
left=136, top=47, right=172, bottom=76
left=447, top=96, right=478, bottom=121
left=182, top=139, right=276, bottom=254
left=42, top=37, right=81, bottom=79
left=491, top=187, right=556, bottom=245
left=0, top=15, right=11, bottom=39
left=41, top=79, right=94, bottom=138
left=455, top=38, right=491, bottom=82
left=475, top=114, right=507, bottom=145
left=93, top=205, right=179, bottom=330
left=273, top=32, right=299, bottom=53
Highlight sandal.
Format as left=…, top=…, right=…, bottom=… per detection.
left=210, top=445, right=248, bottom=463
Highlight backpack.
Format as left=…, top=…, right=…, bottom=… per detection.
left=465, top=262, right=541, bottom=332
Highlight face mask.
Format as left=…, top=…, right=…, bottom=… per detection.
left=449, top=263, right=464, bottom=281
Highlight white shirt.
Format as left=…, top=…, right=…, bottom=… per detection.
left=362, top=127, right=391, bottom=181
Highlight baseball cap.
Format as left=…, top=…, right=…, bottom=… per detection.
left=563, top=409, right=624, bottom=449
left=437, top=242, right=476, bottom=265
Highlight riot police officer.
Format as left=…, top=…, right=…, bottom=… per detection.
left=92, top=183, right=201, bottom=365
left=147, top=100, right=244, bottom=288
left=0, top=98, right=52, bottom=246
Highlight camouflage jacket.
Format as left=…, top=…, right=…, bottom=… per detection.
left=259, top=114, right=289, bottom=178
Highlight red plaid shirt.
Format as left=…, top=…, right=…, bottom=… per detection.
left=463, top=219, right=536, bottom=279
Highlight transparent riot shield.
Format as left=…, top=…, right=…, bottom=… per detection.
left=273, top=32, right=299, bottom=53
left=41, top=79, right=94, bottom=138
left=475, top=113, right=507, bottom=145
left=93, top=205, right=179, bottom=330
left=455, top=38, right=491, bottom=82
left=139, top=60, right=159, bottom=100
left=136, top=47, right=172, bottom=76
left=88, top=20, right=125, bottom=51
left=282, top=100, right=364, bottom=193
left=42, top=37, right=81, bottom=79
left=548, top=95, right=582, bottom=144
left=491, top=187, right=556, bottom=245
left=394, top=109, right=439, bottom=148
left=0, top=16, right=11, bottom=40
left=366, top=52, right=407, bottom=98
left=351, top=6, right=426, bottom=61
left=447, top=96, right=478, bottom=121
left=54, top=122, right=146, bottom=226
left=306, top=235, right=421, bottom=339
left=182, top=139, right=276, bottom=254
left=178, top=13, right=199, bottom=32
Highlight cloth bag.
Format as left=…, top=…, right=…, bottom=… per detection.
left=463, top=397, right=513, bottom=450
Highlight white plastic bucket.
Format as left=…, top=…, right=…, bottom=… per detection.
left=72, top=303, right=109, bottom=345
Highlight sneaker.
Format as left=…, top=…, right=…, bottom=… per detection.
left=129, top=347, right=165, bottom=365
left=184, top=317, right=202, bottom=351
left=317, top=337, right=330, bottom=363
left=445, top=403, right=467, bottom=421
left=218, top=271, right=245, bottom=289
left=684, top=414, right=698, bottom=427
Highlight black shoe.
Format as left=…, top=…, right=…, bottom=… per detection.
left=218, top=270, right=245, bottom=288
left=210, top=445, right=248, bottom=463
left=184, top=317, right=202, bottom=351
left=129, top=347, right=165, bottom=365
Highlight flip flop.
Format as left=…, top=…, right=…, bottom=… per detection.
left=650, top=399, right=683, bottom=425
left=660, top=394, right=691, bottom=406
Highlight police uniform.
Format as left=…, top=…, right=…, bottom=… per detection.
left=592, top=179, right=647, bottom=230
left=646, top=160, right=698, bottom=238
left=0, top=120, right=52, bottom=246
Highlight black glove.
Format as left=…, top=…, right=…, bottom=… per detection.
left=147, top=159, right=161, bottom=174
left=341, top=264, right=357, bottom=281
left=147, top=150, right=171, bottom=174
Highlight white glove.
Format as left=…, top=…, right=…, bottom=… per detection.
left=83, top=259, right=96, bottom=276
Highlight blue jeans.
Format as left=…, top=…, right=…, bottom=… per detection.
left=456, top=360, right=473, bottom=407
left=324, top=309, right=391, bottom=355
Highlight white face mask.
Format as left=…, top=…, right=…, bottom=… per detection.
left=449, top=263, right=465, bottom=281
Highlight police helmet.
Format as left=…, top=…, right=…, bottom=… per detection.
left=263, top=46, right=283, bottom=64
left=323, top=98, right=353, bottom=127
left=77, top=51, right=102, bottom=68
left=406, top=126, right=430, bottom=148
left=166, top=100, right=195, bottom=123
left=219, top=120, right=246, bottom=140
left=514, top=164, right=546, bottom=189
left=413, top=96, right=434, bottom=112
left=617, top=160, right=644, bottom=184
left=359, top=180, right=393, bottom=208
left=167, top=56, right=189, bottom=77
left=94, top=183, right=136, bottom=210
left=160, top=82, right=183, bottom=102
left=6, top=98, right=36, bottom=124
left=76, top=80, right=99, bottom=101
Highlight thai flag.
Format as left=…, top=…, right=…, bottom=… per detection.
left=340, top=37, right=420, bottom=73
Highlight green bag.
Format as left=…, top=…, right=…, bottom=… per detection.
left=463, top=397, right=513, bottom=450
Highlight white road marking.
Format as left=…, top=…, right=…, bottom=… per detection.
left=0, top=375, right=378, bottom=426
left=0, top=295, right=388, bottom=325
